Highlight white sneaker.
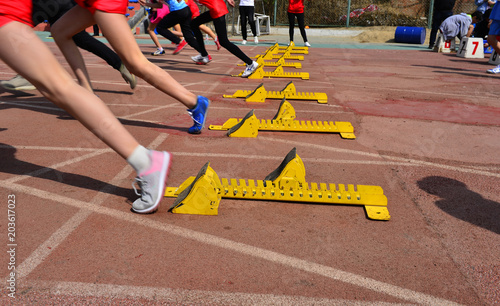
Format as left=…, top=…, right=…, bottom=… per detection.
left=0, top=75, right=36, bottom=91
left=304, top=42, right=311, bottom=47
left=241, top=61, right=259, bottom=78
left=487, top=65, right=500, bottom=74
left=254, top=36, right=259, bottom=44
left=242, top=40, right=247, bottom=45
left=132, top=150, right=171, bottom=214
left=191, top=54, right=212, bottom=65
left=151, top=48, right=165, bottom=56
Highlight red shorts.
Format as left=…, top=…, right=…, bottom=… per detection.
left=198, top=0, right=228, bottom=19
left=74, top=0, right=128, bottom=15
left=0, top=1, right=33, bottom=28
left=186, top=0, right=200, bottom=19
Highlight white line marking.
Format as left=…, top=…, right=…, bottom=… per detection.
left=22, top=280, right=415, bottom=305
left=259, top=137, right=500, bottom=178
left=3, top=181, right=459, bottom=305
left=14, top=134, right=168, bottom=280
left=119, top=105, right=173, bottom=120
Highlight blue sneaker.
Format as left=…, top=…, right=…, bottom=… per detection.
left=187, top=96, right=210, bottom=134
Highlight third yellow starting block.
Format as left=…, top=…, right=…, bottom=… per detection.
left=223, top=81, right=327, bottom=104
left=166, top=148, right=390, bottom=221
left=209, top=99, right=355, bottom=139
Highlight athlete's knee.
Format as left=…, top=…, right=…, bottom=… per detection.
left=122, top=57, right=150, bottom=78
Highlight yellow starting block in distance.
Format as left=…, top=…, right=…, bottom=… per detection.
left=276, top=41, right=309, bottom=54
left=254, top=47, right=304, bottom=61
left=165, top=148, right=390, bottom=221
left=209, top=99, right=355, bottom=139
left=233, top=65, right=309, bottom=80
left=223, top=82, right=327, bottom=104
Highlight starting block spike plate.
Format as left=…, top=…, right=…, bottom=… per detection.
left=168, top=162, right=222, bottom=215
left=232, top=65, right=308, bottom=80
left=224, top=82, right=327, bottom=104
left=239, top=57, right=302, bottom=68
left=276, top=45, right=309, bottom=54
left=209, top=101, right=355, bottom=138
left=165, top=149, right=389, bottom=221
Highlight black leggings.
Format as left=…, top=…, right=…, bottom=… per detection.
left=239, top=6, right=256, bottom=40
left=288, top=12, right=308, bottom=43
left=73, top=31, right=121, bottom=71
left=191, top=11, right=252, bottom=65
left=156, top=6, right=201, bottom=52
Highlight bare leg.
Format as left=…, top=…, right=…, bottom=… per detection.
left=51, top=7, right=197, bottom=108
left=487, top=35, right=500, bottom=54
left=50, top=5, right=95, bottom=92
left=172, top=24, right=183, bottom=38
left=199, top=24, right=217, bottom=40
left=147, top=22, right=163, bottom=50
left=0, top=22, right=139, bottom=159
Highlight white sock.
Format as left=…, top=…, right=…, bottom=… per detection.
left=127, top=145, right=151, bottom=175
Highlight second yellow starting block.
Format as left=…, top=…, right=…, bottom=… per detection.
left=166, top=148, right=390, bottom=221
left=209, top=99, right=355, bottom=139
left=234, top=65, right=309, bottom=80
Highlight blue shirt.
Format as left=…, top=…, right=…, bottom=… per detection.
left=165, top=0, right=187, bottom=12
left=491, top=1, right=500, bottom=20
left=475, top=0, right=497, bottom=14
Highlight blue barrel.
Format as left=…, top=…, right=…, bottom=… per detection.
left=394, top=27, right=426, bottom=44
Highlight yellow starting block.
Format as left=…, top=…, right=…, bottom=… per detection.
left=275, top=41, right=309, bottom=54
left=264, top=42, right=308, bottom=54
left=254, top=47, right=304, bottom=61
left=234, top=65, right=309, bottom=80
left=209, top=99, right=355, bottom=139
left=168, top=162, right=222, bottom=215
left=165, top=148, right=390, bottom=221
left=223, top=82, right=327, bottom=104
left=238, top=56, right=302, bottom=69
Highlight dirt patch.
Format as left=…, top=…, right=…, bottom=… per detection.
left=353, top=26, right=398, bottom=43
left=352, top=26, right=431, bottom=45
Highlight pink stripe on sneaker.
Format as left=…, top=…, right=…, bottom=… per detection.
left=139, top=150, right=165, bottom=177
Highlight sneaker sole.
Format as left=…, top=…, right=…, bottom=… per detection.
left=132, top=152, right=171, bottom=214
left=1, top=84, right=36, bottom=91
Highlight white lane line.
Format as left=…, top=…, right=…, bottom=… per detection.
left=3, top=181, right=459, bottom=305
left=259, top=137, right=500, bottom=178
left=331, top=83, right=492, bottom=99
left=119, top=105, right=174, bottom=120
left=2, top=143, right=497, bottom=179
left=14, top=134, right=168, bottom=280
left=22, top=280, right=414, bottom=305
